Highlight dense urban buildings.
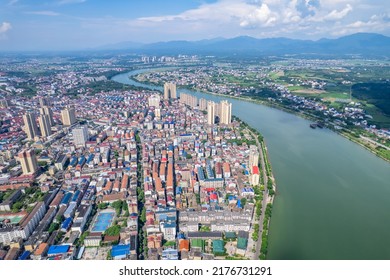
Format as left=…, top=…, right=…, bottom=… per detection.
left=0, top=69, right=268, bottom=260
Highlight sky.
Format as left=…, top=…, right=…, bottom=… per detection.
left=0, top=0, right=389, bottom=51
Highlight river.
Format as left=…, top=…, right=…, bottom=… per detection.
left=112, top=70, right=390, bottom=260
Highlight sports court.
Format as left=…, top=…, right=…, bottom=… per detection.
left=91, top=210, right=115, bottom=232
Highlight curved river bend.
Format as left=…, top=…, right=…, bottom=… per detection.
left=113, top=70, right=390, bottom=260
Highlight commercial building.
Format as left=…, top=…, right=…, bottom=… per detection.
left=164, top=83, right=177, bottom=100
left=23, top=113, right=39, bottom=140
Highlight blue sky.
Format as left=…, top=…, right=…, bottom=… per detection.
left=0, top=0, right=389, bottom=51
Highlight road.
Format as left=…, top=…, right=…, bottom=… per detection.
left=248, top=129, right=271, bottom=259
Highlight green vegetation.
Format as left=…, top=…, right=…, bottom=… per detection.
left=186, top=154, right=193, bottom=159
left=195, top=193, right=201, bottom=204
left=78, top=231, right=90, bottom=246
left=375, top=147, right=390, bottom=161
left=111, top=200, right=123, bottom=216
left=352, top=82, right=390, bottom=128
left=252, top=223, right=259, bottom=242
left=12, top=202, right=23, bottom=213
left=105, top=225, right=121, bottom=236
left=260, top=203, right=273, bottom=259
left=240, top=197, right=247, bottom=208
left=199, top=225, right=211, bottom=232
left=163, top=240, right=176, bottom=247
left=267, top=178, right=275, bottom=196
left=48, top=222, right=59, bottom=234
left=98, top=202, right=108, bottom=210
left=226, top=138, right=256, bottom=146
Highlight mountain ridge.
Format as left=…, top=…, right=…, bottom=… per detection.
left=97, top=33, right=390, bottom=56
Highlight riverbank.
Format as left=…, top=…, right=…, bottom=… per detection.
left=230, top=116, right=276, bottom=260
left=113, top=69, right=390, bottom=260
left=130, top=74, right=390, bottom=164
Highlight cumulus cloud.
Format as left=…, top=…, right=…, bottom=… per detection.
left=64, top=0, right=390, bottom=46
left=0, top=22, right=12, bottom=34
left=324, top=4, right=353, bottom=20
left=139, top=0, right=278, bottom=29
left=240, top=3, right=277, bottom=27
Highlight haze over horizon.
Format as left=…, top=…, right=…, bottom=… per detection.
left=0, top=0, right=389, bottom=51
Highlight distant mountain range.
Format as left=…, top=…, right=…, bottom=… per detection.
left=98, top=33, right=390, bottom=57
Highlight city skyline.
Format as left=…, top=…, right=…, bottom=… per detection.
left=0, top=0, right=389, bottom=51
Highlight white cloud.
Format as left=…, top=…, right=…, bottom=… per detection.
left=324, top=4, right=353, bottom=20
left=240, top=4, right=277, bottom=27
left=0, top=22, right=12, bottom=34
left=26, top=11, right=60, bottom=16
left=139, top=0, right=278, bottom=28
left=0, top=22, right=11, bottom=40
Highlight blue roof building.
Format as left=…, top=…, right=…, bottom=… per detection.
left=47, top=245, right=70, bottom=256
left=111, top=244, right=130, bottom=260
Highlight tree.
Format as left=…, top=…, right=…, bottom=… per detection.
left=48, top=222, right=59, bottom=233
left=140, top=208, right=146, bottom=223
left=240, top=197, right=247, bottom=208
left=98, top=203, right=108, bottom=210
left=12, top=202, right=23, bottom=213
left=111, top=200, right=123, bottom=216
left=105, top=225, right=121, bottom=236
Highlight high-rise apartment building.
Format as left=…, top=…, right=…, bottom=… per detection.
left=148, top=94, right=161, bottom=108
left=73, top=126, right=89, bottom=146
left=164, top=83, right=177, bottom=100
left=39, top=97, right=50, bottom=107
left=198, top=98, right=207, bottom=111
left=61, top=107, right=76, bottom=126
left=39, top=106, right=54, bottom=126
left=23, top=113, right=39, bottom=140
left=220, top=100, right=232, bottom=125
left=18, top=149, right=39, bottom=175
left=207, top=101, right=216, bottom=125
left=38, top=114, right=52, bottom=138
left=155, top=108, right=161, bottom=120
left=180, top=93, right=198, bottom=108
